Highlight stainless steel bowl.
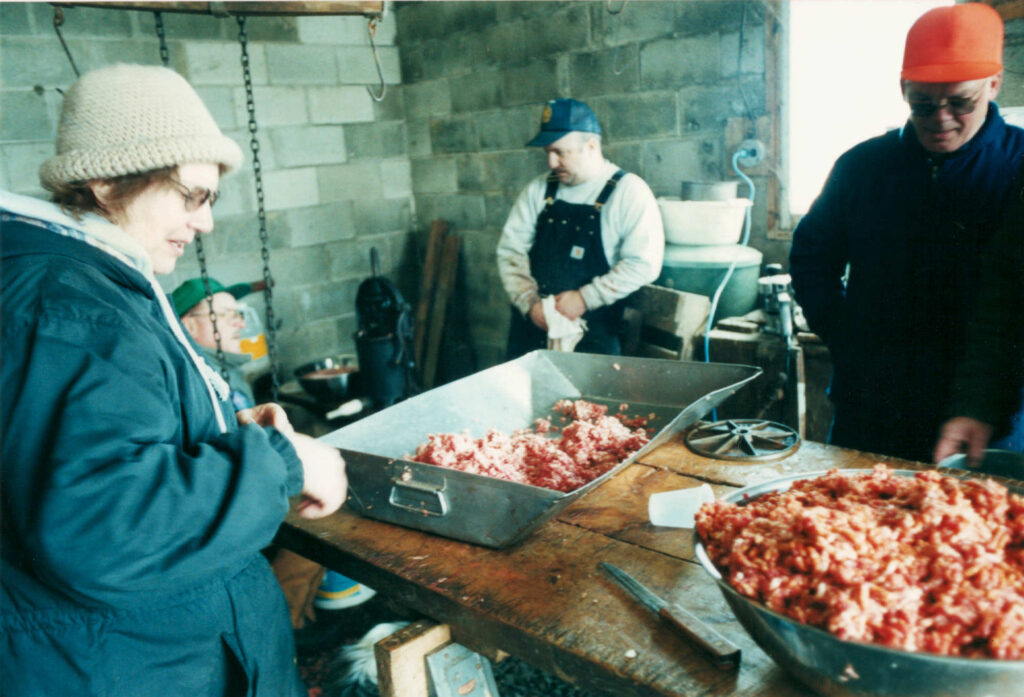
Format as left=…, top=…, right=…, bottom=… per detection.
left=295, top=354, right=357, bottom=404
left=695, top=469, right=1024, bottom=697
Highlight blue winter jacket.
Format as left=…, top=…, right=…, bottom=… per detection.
left=1, top=196, right=306, bottom=696
left=790, top=104, right=1024, bottom=431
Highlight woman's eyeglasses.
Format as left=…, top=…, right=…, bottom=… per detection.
left=906, top=91, right=983, bottom=118
left=169, top=178, right=219, bottom=211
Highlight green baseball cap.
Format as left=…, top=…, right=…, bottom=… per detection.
left=170, top=278, right=253, bottom=317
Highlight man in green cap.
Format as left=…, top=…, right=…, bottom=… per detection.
left=171, top=277, right=258, bottom=410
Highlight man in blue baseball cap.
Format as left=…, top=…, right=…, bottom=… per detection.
left=497, top=98, right=664, bottom=357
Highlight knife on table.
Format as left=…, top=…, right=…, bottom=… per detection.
left=599, top=561, right=741, bottom=669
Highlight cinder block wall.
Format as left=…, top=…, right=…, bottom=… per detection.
left=394, top=1, right=777, bottom=368
left=0, top=2, right=410, bottom=374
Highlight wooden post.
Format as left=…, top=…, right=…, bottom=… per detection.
left=414, top=220, right=448, bottom=373
left=422, top=234, right=461, bottom=389
left=375, top=620, right=452, bottom=697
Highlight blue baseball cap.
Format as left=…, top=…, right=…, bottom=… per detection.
left=526, top=98, right=602, bottom=147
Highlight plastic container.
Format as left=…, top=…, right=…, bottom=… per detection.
left=656, top=243, right=763, bottom=320
left=657, top=197, right=752, bottom=246
left=237, top=301, right=267, bottom=360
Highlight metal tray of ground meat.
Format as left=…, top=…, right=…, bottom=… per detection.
left=322, top=350, right=760, bottom=547
left=695, top=469, right=1024, bottom=697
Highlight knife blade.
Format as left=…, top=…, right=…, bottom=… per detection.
left=599, top=562, right=741, bottom=668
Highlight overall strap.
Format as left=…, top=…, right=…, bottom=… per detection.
left=543, top=172, right=560, bottom=205
left=595, top=169, right=627, bottom=209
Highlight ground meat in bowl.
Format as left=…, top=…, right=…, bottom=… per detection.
left=695, top=465, right=1024, bottom=659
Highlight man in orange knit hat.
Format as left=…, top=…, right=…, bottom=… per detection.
left=789, top=3, right=1024, bottom=463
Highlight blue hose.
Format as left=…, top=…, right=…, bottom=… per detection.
left=706, top=149, right=756, bottom=420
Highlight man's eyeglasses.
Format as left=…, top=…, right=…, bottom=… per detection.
left=186, top=309, right=241, bottom=322
left=906, top=91, right=984, bottom=118
left=169, top=178, right=219, bottom=211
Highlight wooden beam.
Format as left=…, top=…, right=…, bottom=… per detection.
left=375, top=620, right=452, bottom=697
left=54, top=2, right=384, bottom=17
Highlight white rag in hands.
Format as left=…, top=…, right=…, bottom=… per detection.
left=541, top=295, right=587, bottom=352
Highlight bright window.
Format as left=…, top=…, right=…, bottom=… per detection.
left=787, top=0, right=952, bottom=215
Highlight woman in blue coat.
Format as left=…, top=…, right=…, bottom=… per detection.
left=1, top=64, right=347, bottom=696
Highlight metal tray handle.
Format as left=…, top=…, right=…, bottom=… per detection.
left=388, top=477, right=449, bottom=517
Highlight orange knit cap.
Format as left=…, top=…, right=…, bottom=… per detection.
left=901, top=3, right=1003, bottom=83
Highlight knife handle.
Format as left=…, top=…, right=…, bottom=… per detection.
left=660, top=603, right=741, bottom=669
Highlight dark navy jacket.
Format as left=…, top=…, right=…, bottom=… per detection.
left=1, top=210, right=305, bottom=696
left=790, top=104, right=1024, bottom=431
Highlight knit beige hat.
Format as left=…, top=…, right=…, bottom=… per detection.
left=40, top=63, right=243, bottom=189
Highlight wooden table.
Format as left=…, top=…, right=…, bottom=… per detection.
left=277, top=434, right=926, bottom=697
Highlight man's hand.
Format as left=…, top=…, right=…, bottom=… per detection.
left=237, top=403, right=295, bottom=437
left=554, top=290, right=587, bottom=320
left=288, top=433, right=347, bottom=519
left=528, top=301, right=548, bottom=331
left=933, top=417, right=993, bottom=465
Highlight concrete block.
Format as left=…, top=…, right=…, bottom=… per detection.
left=593, top=1, right=675, bottom=45
left=344, top=121, right=407, bottom=160
left=317, top=162, right=384, bottom=203
left=266, top=44, right=338, bottom=85
left=233, top=86, right=308, bottom=127
left=403, top=79, right=452, bottom=119
left=406, top=119, right=432, bottom=158
left=1, top=38, right=78, bottom=88
left=270, top=202, right=357, bottom=247
left=276, top=314, right=350, bottom=373
left=0, top=141, right=52, bottom=194
left=673, top=1, right=746, bottom=36
left=429, top=116, right=478, bottom=154
left=263, top=245, right=332, bottom=288
left=595, top=92, right=678, bottom=141
left=415, top=193, right=487, bottom=230
left=601, top=142, right=645, bottom=180
left=641, top=34, right=720, bottom=88
left=446, top=1, right=499, bottom=33
left=480, top=151, right=539, bottom=195
left=337, top=45, right=401, bottom=84
left=2, top=90, right=55, bottom=141
left=398, top=41, right=436, bottom=84
left=409, top=155, right=458, bottom=193
left=185, top=41, right=267, bottom=86
left=327, top=234, right=398, bottom=279
left=642, top=138, right=722, bottom=197
left=47, top=4, right=132, bottom=36
left=502, top=58, right=565, bottom=107
left=262, top=167, right=320, bottom=211
left=238, top=16, right=299, bottom=43
left=677, top=83, right=754, bottom=134
left=451, top=71, right=504, bottom=114
left=721, top=27, right=765, bottom=77
left=569, top=46, right=640, bottom=98
left=380, top=159, right=412, bottom=199
left=352, top=198, right=412, bottom=235
left=485, top=192, right=517, bottom=229
left=522, top=4, right=590, bottom=58
left=298, top=15, right=395, bottom=46
left=308, top=86, right=375, bottom=124
left=454, top=155, right=484, bottom=193
left=1003, top=43, right=1024, bottom=104
left=79, top=40, right=164, bottom=74
left=295, top=277, right=362, bottom=322
left=373, top=87, right=405, bottom=122
left=1, top=2, right=32, bottom=34
left=475, top=105, right=538, bottom=152
left=495, top=2, right=552, bottom=23
left=271, top=125, right=347, bottom=168
left=151, top=12, right=227, bottom=40
left=394, top=1, right=449, bottom=43
left=211, top=171, right=254, bottom=219
left=479, top=22, right=528, bottom=68
left=194, top=86, right=238, bottom=132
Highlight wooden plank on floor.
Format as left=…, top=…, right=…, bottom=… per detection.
left=376, top=619, right=452, bottom=697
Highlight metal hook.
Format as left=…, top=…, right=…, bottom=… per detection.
left=366, top=17, right=386, bottom=102
left=606, top=0, right=628, bottom=15
left=53, top=7, right=80, bottom=78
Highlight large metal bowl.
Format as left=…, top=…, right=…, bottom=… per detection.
left=694, top=469, right=1024, bottom=697
left=294, top=354, right=357, bottom=404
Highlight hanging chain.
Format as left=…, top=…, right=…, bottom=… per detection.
left=153, top=10, right=230, bottom=384
left=53, top=7, right=80, bottom=77
left=237, top=16, right=280, bottom=402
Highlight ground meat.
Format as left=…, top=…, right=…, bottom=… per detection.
left=410, top=399, right=649, bottom=493
left=695, top=465, right=1024, bottom=659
